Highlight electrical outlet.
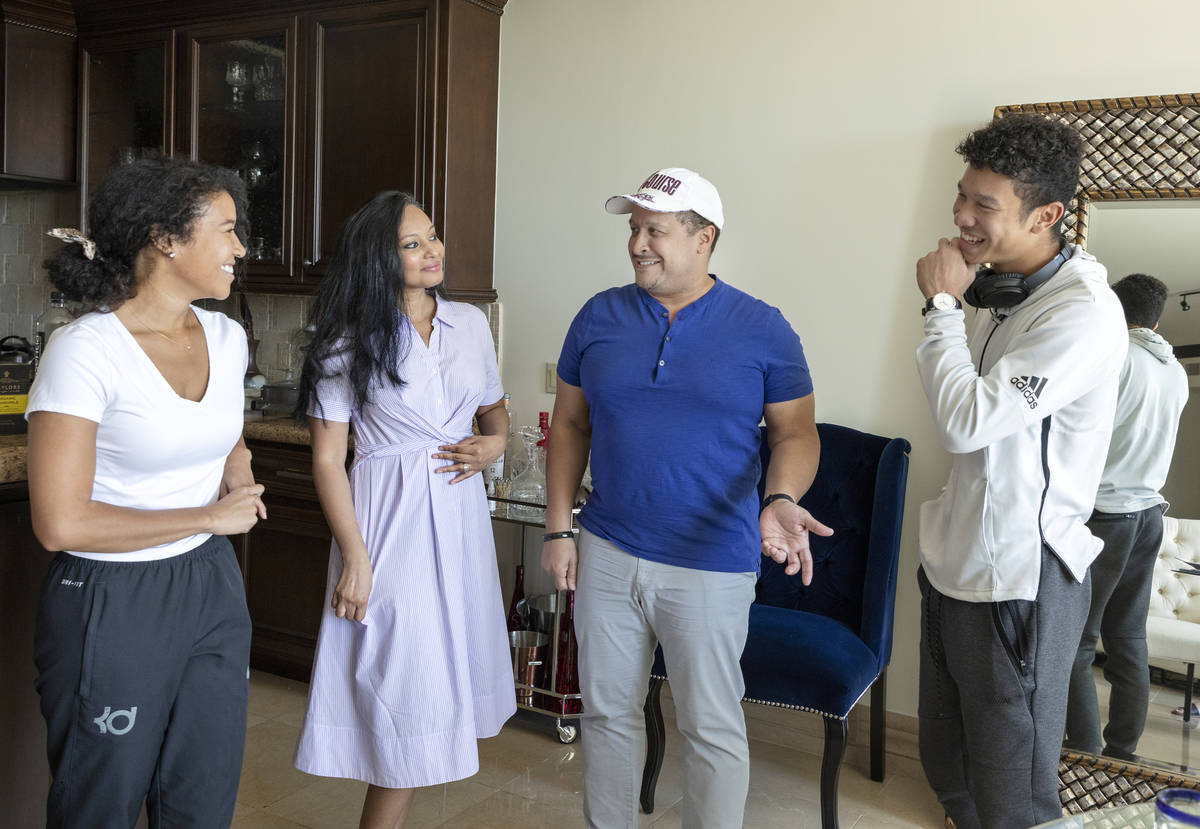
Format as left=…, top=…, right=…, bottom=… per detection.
left=544, top=362, right=557, bottom=394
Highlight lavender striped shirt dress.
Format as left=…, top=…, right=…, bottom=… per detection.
left=294, top=300, right=516, bottom=788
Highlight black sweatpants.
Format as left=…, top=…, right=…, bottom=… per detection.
left=918, top=547, right=1090, bottom=829
left=34, top=535, right=252, bottom=829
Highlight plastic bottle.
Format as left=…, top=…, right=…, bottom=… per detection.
left=34, top=292, right=73, bottom=372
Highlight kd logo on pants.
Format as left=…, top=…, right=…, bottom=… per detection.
left=93, top=706, right=138, bottom=735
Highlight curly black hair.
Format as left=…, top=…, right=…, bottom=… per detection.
left=44, top=156, right=248, bottom=308
left=1111, top=272, right=1169, bottom=328
left=294, top=191, right=448, bottom=423
left=956, top=113, right=1084, bottom=239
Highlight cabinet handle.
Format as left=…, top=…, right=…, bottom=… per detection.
left=303, top=258, right=313, bottom=266
left=276, top=469, right=314, bottom=483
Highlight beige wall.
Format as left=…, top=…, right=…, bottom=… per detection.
left=491, top=0, right=1200, bottom=718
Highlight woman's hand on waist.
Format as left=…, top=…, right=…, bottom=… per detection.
left=433, top=434, right=506, bottom=484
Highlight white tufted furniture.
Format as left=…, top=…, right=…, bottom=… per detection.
left=1148, top=515, right=1200, bottom=720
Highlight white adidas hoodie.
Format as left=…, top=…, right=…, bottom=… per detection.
left=1093, top=327, right=1189, bottom=513
left=916, top=245, right=1128, bottom=602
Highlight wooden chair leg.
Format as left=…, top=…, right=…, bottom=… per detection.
left=640, top=677, right=666, bottom=814
left=821, top=715, right=848, bottom=829
left=870, top=670, right=887, bottom=782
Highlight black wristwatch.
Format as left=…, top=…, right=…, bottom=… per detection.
left=760, top=493, right=796, bottom=513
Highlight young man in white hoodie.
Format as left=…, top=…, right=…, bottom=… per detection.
left=1065, top=272, right=1190, bottom=760
left=913, top=114, right=1128, bottom=829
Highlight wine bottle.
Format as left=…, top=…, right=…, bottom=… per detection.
left=555, top=590, right=582, bottom=714
left=506, top=564, right=526, bottom=632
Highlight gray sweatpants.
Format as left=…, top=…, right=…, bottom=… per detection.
left=918, top=547, right=1090, bottom=829
left=35, top=535, right=252, bottom=829
left=1064, top=505, right=1165, bottom=758
left=574, top=529, right=757, bottom=829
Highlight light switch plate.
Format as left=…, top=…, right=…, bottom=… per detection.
left=544, top=362, right=557, bottom=394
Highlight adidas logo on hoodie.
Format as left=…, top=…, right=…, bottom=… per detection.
left=1010, top=375, right=1048, bottom=409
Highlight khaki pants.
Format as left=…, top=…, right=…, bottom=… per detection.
left=575, top=529, right=757, bottom=829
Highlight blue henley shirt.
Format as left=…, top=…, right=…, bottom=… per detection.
left=557, top=275, right=812, bottom=573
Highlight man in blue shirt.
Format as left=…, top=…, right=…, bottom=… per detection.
left=542, top=167, right=828, bottom=828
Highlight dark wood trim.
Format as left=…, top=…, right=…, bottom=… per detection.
left=0, top=0, right=75, bottom=34
left=462, top=0, right=507, bottom=14
left=75, top=0, right=471, bottom=34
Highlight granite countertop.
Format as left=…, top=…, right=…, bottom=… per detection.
left=0, top=417, right=316, bottom=485
left=0, top=434, right=26, bottom=485
left=243, top=415, right=313, bottom=446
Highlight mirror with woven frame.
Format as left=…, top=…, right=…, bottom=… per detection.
left=995, top=95, right=1200, bottom=774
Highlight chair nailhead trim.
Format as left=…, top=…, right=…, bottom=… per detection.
left=652, top=674, right=844, bottom=720
left=742, top=697, right=846, bottom=721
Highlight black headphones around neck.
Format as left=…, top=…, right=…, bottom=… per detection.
left=963, top=247, right=1069, bottom=310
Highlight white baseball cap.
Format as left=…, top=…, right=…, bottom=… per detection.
left=604, top=167, right=724, bottom=230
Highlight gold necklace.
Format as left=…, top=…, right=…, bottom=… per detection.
left=132, top=309, right=195, bottom=351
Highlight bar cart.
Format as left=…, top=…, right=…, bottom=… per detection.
left=488, top=495, right=583, bottom=743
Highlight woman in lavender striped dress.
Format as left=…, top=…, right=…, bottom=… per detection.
left=292, top=191, right=515, bottom=828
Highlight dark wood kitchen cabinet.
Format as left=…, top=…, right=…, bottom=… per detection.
left=237, top=439, right=332, bottom=680
left=74, top=0, right=505, bottom=301
left=0, top=1, right=77, bottom=185
left=0, top=483, right=54, bottom=827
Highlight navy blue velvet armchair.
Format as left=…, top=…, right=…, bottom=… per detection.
left=639, top=423, right=911, bottom=829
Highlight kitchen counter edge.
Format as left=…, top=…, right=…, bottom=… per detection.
left=0, top=419, right=317, bottom=484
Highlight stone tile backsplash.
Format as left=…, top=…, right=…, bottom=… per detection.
left=197, top=293, right=313, bottom=383
left=0, top=189, right=80, bottom=345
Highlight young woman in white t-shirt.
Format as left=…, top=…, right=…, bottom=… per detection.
left=25, top=157, right=266, bottom=828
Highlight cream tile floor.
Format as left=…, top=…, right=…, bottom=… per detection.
left=233, top=671, right=946, bottom=828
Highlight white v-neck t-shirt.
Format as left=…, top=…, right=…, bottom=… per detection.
left=27, top=306, right=248, bottom=561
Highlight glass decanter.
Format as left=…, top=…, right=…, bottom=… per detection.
left=507, top=426, right=545, bottom=518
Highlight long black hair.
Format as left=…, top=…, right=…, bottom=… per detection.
left=294, top=191, right=446, bottom=422
left=44, top=156, right=247, bottom=308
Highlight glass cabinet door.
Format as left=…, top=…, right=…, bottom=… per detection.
left=184, top=21, right=296, bottom=285
left=80, top=33, right=172, bottom=228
